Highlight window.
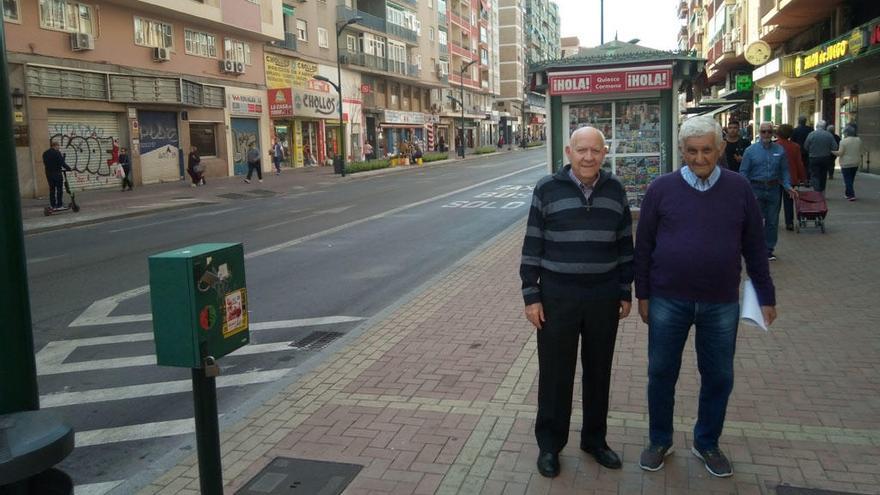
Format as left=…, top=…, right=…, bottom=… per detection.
left=134, top=16, right=173, bottom=48
left=429, top=27, right=434, bottom=41
left=295, top=18, right=307, bottom=41
left=438, top=60, right=448, bottom=75
left=4, top=0, right=20, bottom=22
left=317, top=27, right=329, bottom=48
left=428, top=0, right=432, bottom=7
left=189, top=123, right=218, bottom=156
left=438, top=30, right=447, bottom=46
left=39, top=0, right=94, bottom=34
left=185, top=29, right=217, bottom=58
left=346, top=34, right=356, bottom=53
left=224, top=39, right=251, bottom=65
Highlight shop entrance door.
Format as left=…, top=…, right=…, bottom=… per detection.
left=138, top=111, right=181, bottom=184
left=231, top=118, right=260, bottom=176
left=273, top=124, right=292, bottom=168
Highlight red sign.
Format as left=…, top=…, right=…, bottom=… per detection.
left=360, top=83, right=372, bottom=94
left=871, top=22, right=880, bottom=45
left=548, top=68, right=672, bottom=95
left=268, top=88, right=293, bottom=118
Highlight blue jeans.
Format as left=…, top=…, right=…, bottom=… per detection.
left=841, top=167, right=857, bottom=198
left=752, top=184, right=782, bottom=253
left=647, top=297, right=739, bottom=451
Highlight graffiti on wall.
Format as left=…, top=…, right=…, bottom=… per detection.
left=49, top=123, right=121, bottom=189
left=231, top=118, right=259, bottom=176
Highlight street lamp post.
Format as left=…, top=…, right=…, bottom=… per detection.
left=317, top=16, right=362, bottom=177
left=458, top=59, right=477, bottom=158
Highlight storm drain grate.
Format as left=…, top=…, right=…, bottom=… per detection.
left=235, top=457, right=362, bottom=495
left=245, top=189, right=277, bottom=197
left=290, top=331, right=343, bottom=351
left=217, top=193, right=248, bottom=200
left=776, top=486, right=864, bottom=495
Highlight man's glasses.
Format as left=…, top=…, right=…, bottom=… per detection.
left=759, top=130, right=773, bottom=134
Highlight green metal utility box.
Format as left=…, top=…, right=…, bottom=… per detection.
left=148, top=243, right=249, bottom=368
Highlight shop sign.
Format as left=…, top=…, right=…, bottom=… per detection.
left=229, top=94, right=263, bottom=116
left=735, top=73, right=753, bottom=91
left=294, top=89, right=337, bottom=118
left=795, top=28, right=867, bottom=77
left=548, top=68, right=672, bottom=95
left=360, top=83, right=372, bottom=94
left=264, top=54, right=320, bottom=89
left=872, top=21, right=880, bottom=45
left=383, top=110, right=429, bottom=125
left=268, top=88, right=294, bottom=118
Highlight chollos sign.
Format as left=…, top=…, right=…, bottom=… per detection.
left=548, top=67, right=672, bottom=96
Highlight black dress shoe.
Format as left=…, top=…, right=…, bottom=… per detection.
left=581, top=444, right=622, bottom=469
left=536, top=451, right=560, bottom=477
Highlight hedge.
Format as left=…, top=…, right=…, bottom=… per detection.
left=475, top=146, right=497, bottom=155
left=526, top=141, right=545, bottom=148
left=346, top=158, right=392, bottom=174
left=422, top=151, right=448, bottom=162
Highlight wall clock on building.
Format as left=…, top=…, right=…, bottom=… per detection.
left=744, top=41, right=772, bottom=66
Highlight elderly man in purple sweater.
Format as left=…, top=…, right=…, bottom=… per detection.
left=634, top=116, right=777, bottom=478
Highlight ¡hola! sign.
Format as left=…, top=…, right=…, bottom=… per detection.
left=548, top=68, right=672, bottom=96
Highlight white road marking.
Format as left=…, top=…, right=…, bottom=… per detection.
left=108, top=207, right=243, bottom=233
left=27, top=254, right=68, bottom=264
left=75, top=418, right=196, bottom=447
left=74, top=481, right=124, bottom=495
left=254, top=205, right=355, bottom=232
left=42, top=368, right=292, bottom=408
left=68, top=164, right=543, bottom=328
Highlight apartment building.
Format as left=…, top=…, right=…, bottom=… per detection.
left=681, top=0, right=880, bottom=170
left=522, top=0, right=559, bottom=139
left=5, top=0, right=283, bottom=197
left=560, top=36, right=581, bottom=58
left=497, top=0, right=525, bottom=146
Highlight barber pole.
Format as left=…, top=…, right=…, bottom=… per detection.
left=427, top=125, right=434, bottom=151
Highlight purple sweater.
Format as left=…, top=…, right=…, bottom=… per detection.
left=634, top=168, right=776, bottom=306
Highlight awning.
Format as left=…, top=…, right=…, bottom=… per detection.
left=681, top=102, right=740, bottom=117
left=379, top=123, right=425, bottom=129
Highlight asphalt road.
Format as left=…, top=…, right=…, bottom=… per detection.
left=24, top=149, right=548, bottom=493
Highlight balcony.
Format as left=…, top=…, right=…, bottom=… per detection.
left=346, top=52, right=389, bottom=72
left=387, top=23, right=419, bottom=44
left=337, top=5, right=386, bottom=33
left=678, top=0, right=688, bottom=19
left=760, top=0, right=845, bottom=44
left=439, top=43, right=449, bottom=58
left=449, top=11, right=469, bottom=30
left=436, top=71, right=449, bottom=84
left=271, top=31, right=298, bottom=51
left=448, top=41, right=475, bottom=60
left=438, top=11, right=448, bottom=27
left=448, top=72, right=480, bottom=90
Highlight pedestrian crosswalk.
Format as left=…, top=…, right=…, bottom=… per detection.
left=38, top=315, right=364, bottom=494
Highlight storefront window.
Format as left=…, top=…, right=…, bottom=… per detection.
left=189, top=123, right=217, bottom=156
left=569, top=100, right=661, bottom=207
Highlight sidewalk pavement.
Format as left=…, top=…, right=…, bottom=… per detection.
left=20, top=149, right=523, bottom=234
left=132, top=173, right=880, bottom=495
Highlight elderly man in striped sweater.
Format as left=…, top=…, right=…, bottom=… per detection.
left=520, top=126, right=634, bottom=478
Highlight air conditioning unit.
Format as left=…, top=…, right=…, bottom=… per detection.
left=153, top=47, right=172, bottom=62
left=70, top=32, right=95, bottom=51
left=220, top=59, right=245, bottom=74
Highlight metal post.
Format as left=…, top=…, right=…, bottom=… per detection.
left=337, top=55, right=345, bottom=177
left=192, top=368, right=223, bottom=495
left=459, top=72, right=465, bottom=158
left=600, top=0, right=605, bottom=45
left=0, top=16, right=40, bottom=415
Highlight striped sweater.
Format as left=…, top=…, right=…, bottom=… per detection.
left=520, top=166, right=634, bottom=305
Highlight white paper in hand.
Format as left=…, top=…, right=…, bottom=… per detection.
left=740, top=279, right=768, bottom=331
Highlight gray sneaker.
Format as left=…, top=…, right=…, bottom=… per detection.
left=691, top=446, right=733, bottom=477
left=639, top=444, right=673, bottom=471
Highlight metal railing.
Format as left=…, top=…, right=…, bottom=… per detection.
left=386, top=23, right=418, bottom=44
left=439, top=43, right=448, bottom=57
left=438, top=11, right=448, bottom=27
left=348, top=52, right=389, bottom=72
left=759, top=0, right=776, bottom=19
left=337, top=5, right=386, bottom=32
left=272, top=32, right=297, bottom=51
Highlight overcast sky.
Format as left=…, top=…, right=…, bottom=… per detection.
left=554, top=0, right=681, bottom=51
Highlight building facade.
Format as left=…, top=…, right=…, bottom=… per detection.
left=5, top=0, right=283, bottom=197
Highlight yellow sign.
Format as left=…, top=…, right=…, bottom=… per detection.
left=264, top=54, right=319, bottom=89
left=14, top=111, right=24, bottom=123
left=801, top=39, right=848, bottom=73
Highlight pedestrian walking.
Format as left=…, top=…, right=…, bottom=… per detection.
left=791, top=116, right=813, bottom=182
left=832, top=125, right=864, bottom=201
left=42, top=140, right=73, bottom=211
left=118, top=146, right=133, bottom=191
left=271, top=139, right=284, bottom=175
left=827, top=125, right=841, bottom=180
left=634, top=116, right=777, bottom=479
left=364, top=141, right=374, bottom=160
left=244, top=143, right=263, bottom=183
left=803, top=120, right=838, bottom=194
left=740, top=122, right=798, bottom=261
left=774, top=124, right=807, bottom=230
left=187, top=146, right=203, bottom=187
left=520, top=126, right=634, bottom=478
left=722, top=120, right=750, bottom=172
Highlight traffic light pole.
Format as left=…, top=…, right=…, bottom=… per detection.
left=0, top=16, right=40, bottom=415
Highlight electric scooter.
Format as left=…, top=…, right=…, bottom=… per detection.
left=43, top=170, right=80, bottom=216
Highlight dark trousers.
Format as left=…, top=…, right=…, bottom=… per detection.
left=246, top=160, right=262, bottom=180
left=47, top=174, right=64, bottom=208
left=782, top=186, right=794, bottom=227
left=122, top=172, right=134, bottom=191
left=841, top=166, right=857, bottom=198
left=809, top=156, right=832, bottom=192
left=535, top=296, right=619, bottom=453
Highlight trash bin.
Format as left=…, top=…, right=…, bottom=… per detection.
left=332, top=155, right=344, bottom=174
